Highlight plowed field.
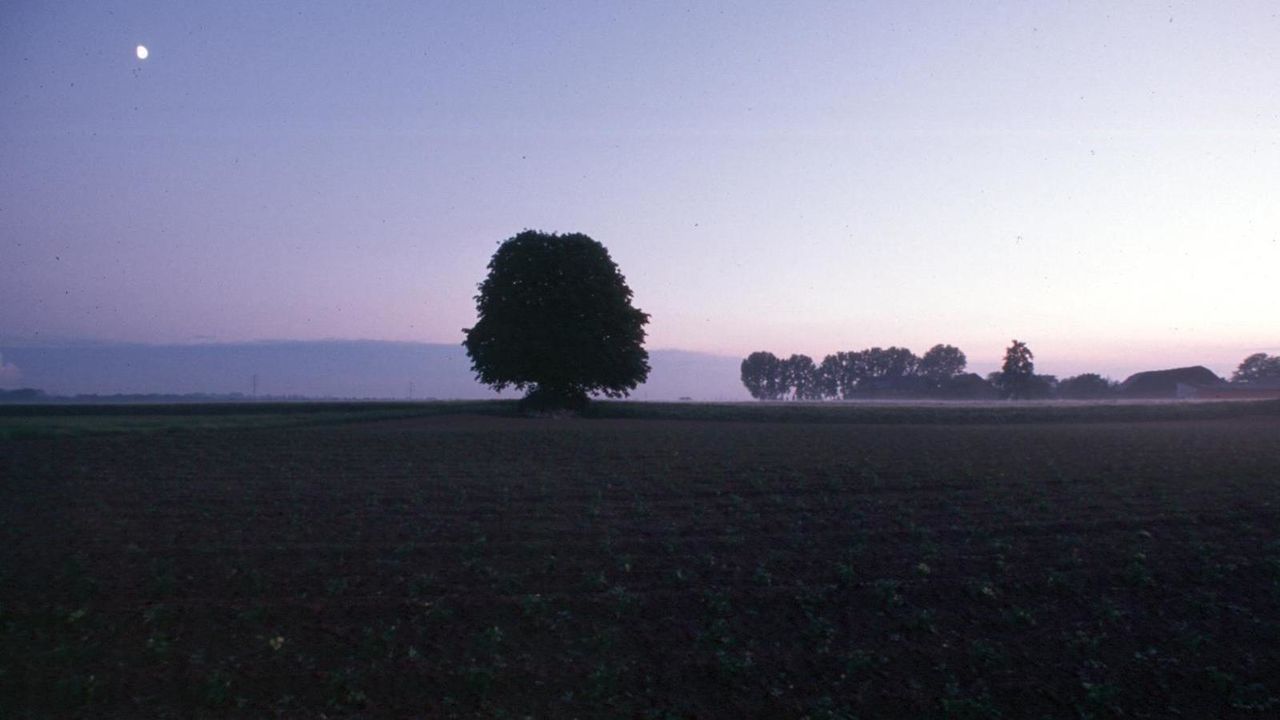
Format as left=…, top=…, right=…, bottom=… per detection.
left=3, top=404, right=1279, bottom=717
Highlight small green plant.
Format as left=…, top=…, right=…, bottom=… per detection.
left=1124, top=552, right=1155, bottom=587
left=605, top=584, right=638, bottom=617
left=968, top=639, right=1005, bottom=667
left=752, top=562, right=774, bottom=587
left=903, top=607, right=937, bottom=634
left=1002, top=606, right=1035, bottom=628
left=202, top=670, right=233, bottom=708
left=872, top=578, right=903, bottom=608
left=940, top=683, right=1003, bottom=719
left=835, top=560, right=856, bottom=585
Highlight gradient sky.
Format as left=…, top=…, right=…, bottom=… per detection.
left=2, top=1, right=1277, bottom=379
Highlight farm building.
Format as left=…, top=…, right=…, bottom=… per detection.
left=1120, top=366, right=1223, bottom=399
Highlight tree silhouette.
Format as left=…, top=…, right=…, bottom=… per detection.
left=862, top=347, right=918, bottom=381
left=783, top=354, right=820, bottom=400
left=835, top=350, right=867, bottom=398
left=463, top=230, right=649, bottom=410
left=741, top=351, right=784, bottom=400
left=918, top=344, right=967, bottom=386
left=817, top=354, right=842, bottom=399
left=1058, top=373, right=1117, bottom=399
left=1232, top=353, right=1280, bottom=384
left=852, top=346, right=919, bottom=396
left=998, top=340, right=1035, bottom=399
left=747, top=343, right=984, bottom=400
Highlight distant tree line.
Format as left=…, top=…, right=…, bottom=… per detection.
left=743, top=343, right=1280, bottom=402
left=742, top=340, right=1132, bottom=401
left=742, top=343, right=980, bottom=400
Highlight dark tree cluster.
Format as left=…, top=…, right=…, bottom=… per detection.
left=742, top=340, right=1138, bottom=402
left=987, top=339, right=1062, bottom=400
left=741, top=344, right=976, bottom=400
left=1056, top=373, right=1119, bottom=399
left=1233, top=353, right=1280, bottom=384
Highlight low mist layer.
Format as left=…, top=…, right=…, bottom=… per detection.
left=0, top=341, right=748, bottom=401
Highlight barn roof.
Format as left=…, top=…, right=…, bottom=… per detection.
left=1120, top=366, right=1224, bottom=397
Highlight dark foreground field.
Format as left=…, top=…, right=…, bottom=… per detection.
left=2, top=402, right=1279, bottom=718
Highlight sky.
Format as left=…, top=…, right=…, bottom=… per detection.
left=2, top=1, right=1277, bottom=381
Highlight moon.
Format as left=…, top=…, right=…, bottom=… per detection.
left=136, top=45, right=149, bottom=60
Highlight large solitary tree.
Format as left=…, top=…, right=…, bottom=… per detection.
left=463, top=230, right=650, bottom=410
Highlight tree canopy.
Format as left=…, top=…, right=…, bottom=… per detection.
left=919, top=344, right=967, bottom=385
left=1232, top=353, right=1280, bottom=384
left=738, top=339, right=1232, bottom=402
left=741, top=343, right=978, bottom=400
left=1058, top=373, right=1117, bottom=399
left=740, top=351, right=784, bottom=400
left=998, top=340, right=1036, bottom=399
left=463, top=230, right=649, bottom=409
left=783, top=354, right=821, bottom=400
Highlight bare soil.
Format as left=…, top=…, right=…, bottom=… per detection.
left=2, top=409, right=1278, bottom=718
